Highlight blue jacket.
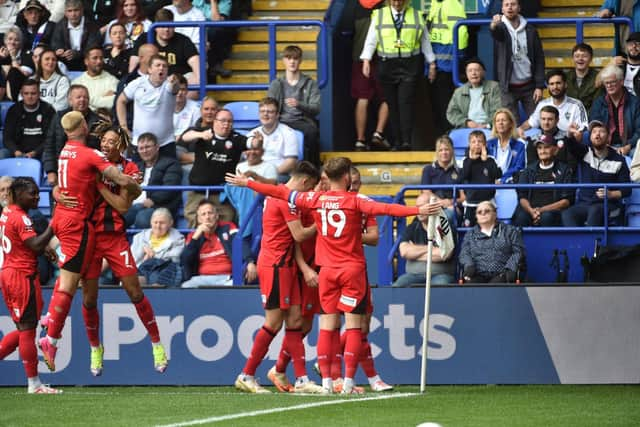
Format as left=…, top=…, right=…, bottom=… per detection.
left=589, top=91, right=640, bottom=149
left=601, top=0, right=640, bottom=53
left=486, top=137, right=526, bottom=183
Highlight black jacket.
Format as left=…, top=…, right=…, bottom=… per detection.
left=51, top=17, right=102, bottom=71
left=514, top=160, right=575, bottom=205
left=134, top=155, right=183, bottom=217
left=3, top=100, right=56, bottom=158
left=15, top=6, right=55, bottom=53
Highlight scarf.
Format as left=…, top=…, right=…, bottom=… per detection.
left=606, top=92, right=626, bottom=142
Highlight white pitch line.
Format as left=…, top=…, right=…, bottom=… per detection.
left=155, top=392, right=418, bottom=427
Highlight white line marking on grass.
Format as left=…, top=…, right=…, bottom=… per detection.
left=155, top=392, right=418, bottom=427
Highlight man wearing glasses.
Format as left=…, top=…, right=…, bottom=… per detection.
left=247, top=97, right=299, bottom=183
left=181, top=108, right=246, bottom=226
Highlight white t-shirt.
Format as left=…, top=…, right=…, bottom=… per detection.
left=164, top=5, right=206, bottom=51
left=124, top=75, right=177, bottom=146
left=236, top=160, right=278, bottom=181
left=173, top=99, right=201, bottom=139
left=527, top=95, right=588, bottom=132
left=247, top=122, right=299, bottom=169
left=624, top=63, right=640, bottom=96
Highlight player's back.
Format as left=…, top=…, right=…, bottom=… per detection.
left=55, top=142, right=112, bottom=221
left=0, top=205, right=38, bottom=271
left=258, top=196, right=298, bottom=267
left=92, top=158, right=139, bottom=233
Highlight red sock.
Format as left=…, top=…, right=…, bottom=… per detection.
left=0, top=330, right=20, bottom=359
left=243, top=326, right=276, bottom=376
left=359, top=336, right=377, bottom=378
left=18, top=329, right=38, bottom=378
left=343, top=328, right=362, bottom=379
left=284, top=329, right=306, bottom=378
left=47, top=290, right=73, bottom=339
left=330, top=328, right=343, bottom=380
left=134, top=296, right=160, bottom=343
left=317, top=328, right=333, bottom=379
left=82, top=305, right=100, bottom=347
left=275, top=342, right=290, bottom=373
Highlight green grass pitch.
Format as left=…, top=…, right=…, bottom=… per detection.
left=1, top=385, right=640, bottom=426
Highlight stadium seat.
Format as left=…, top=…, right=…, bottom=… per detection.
left=0, top=101, right=12, bottom=126
left=449, top=128, right=492, bottom=160
left=224, top=101, right=260, bottom=130
left=0, top=158, right=42, bottom=182
left=292, top=129, right=304, bottom=160
left=524, top=128, right=541, bottom=139
left=66, top=71, right=84, bottom=81
left=495, top=189, right=518, bottom=223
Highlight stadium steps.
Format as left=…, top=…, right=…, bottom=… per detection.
left=213, top=0, right=329, bottom=103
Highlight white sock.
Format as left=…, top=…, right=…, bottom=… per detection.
left=47, top=336, right=58, bottom=346
left=295, top=375, right=309, bottom=385
left=368, top=374, right=381, bottom=387
left=343, top=377, right=354, bottom=392
left=322, top=377, right=333, bottom=391
left=28, top=377, right=41, bottom=390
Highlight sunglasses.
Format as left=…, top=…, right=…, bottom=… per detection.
left=476, top=209, right=495, bottom=215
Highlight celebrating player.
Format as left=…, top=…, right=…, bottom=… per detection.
left=38, top=111, right=141, bottom=372
left=0, top=177, right=61, bottom=393
left=227, top=157, right=441, bottom=393
left=234, top=161, right=324, bottom=394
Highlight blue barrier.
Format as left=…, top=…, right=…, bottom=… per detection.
left=451, top=17, right=633, bottom=87
left=147, top=20, right=328, bottom=99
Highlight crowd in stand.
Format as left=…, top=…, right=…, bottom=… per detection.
left=1, top=0, right=640, bottom=287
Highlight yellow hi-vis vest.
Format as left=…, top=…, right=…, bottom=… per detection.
left=373, top=6, right=423, bottom=59
left=427, top=0, right=468, bottom=48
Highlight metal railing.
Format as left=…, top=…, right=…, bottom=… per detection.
left=451, top=17, right=633, bottom=87
left=147, top=20, right=329, bottom=99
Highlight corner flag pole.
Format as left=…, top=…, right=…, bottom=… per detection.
left=420, top=201, right=437, bottom=393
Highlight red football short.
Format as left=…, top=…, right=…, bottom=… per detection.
left=1, top=268, right=42, bottom=324
left=351, top=60, right=385, bottom=101
left=258, top=264, right=300, bottom=310
left=85, top=232, right=138, bottom=280
left=300, top=272, right=321, bottom=318
left=51, top=215, right=96, bottom=275
left=318, top=266, right=368, bottom=315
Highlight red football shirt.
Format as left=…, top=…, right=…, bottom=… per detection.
left=0, top=205, right=38, bottom=272
left=257, top=195, right=300, bottom=267
left=185, top=222, right=236, bottom=275
left=54, top=141, right=113, bottom=221
left=246, top=181, right=418, bottom=268
left=92, top=158, right=139, bottom=233
left=298, top=207, right=316, bottom=266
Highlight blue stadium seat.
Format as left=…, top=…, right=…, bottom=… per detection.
left=495, top=189, right=518, bottom=223
left=66, top=71, right=83, bottom=81
left=0, top=101, right=13, bottom=126
left=224, top=101, right=260, bottom=130
left=292, top=129, right=304, bottom=160
left=0, top=158, right=42, bottom=182
left=524, top=127, right=541, bottom=139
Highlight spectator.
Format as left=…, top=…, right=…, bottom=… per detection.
left=72, top=46, right=119, bottom=110
left=351, top=0, right=388, bottom=151
left=630, top=130, right=640, bottom=181
left=268, top=45, right=321, bottom=164
left=0, top=0, right=19, bottom=35
left=246, top=96, right=299, bottom=180
left=34, top=47, right=70, bottom=111
left=446, top=58, right=501, bottom=129
left=15, top=0, right=55, bottom=54
left=51, top=0, right=102, bottom=71
left=461, top=130, right=502, bottom=226
left=0, top=26, right=33, bottom=100
left=392, top=192, right=456, bottom=287
left=235, top=132, right=278, bottom=184
left=1, top=79, right=55, bottom=160
left=103, top=0, right=151, bottom=48
left=0, top=175, right=11, bottom=212
left=192, top=0, right=233, bottom=78
left=360, top=0, right=435, bottom=151
left=490, top=0, right=545, bottom=119
left=113, top=42, right=158, bottom=129
left=566, top=42, right=601, bottom=112
left=487, top=108, right=526, bottom=183
left=116, top=54, right=179, bottom=158
left=173, top=73, right=199, bottom=142
left=590, top=64, right=640, bottom=156
left=103, top=23, right=132, bottom=79
left=512, top=134, right=573, bottom=226
left=598, top=0, right=640, bottom=54
left=164, top=0, right=205, bottom=51
left=131, top=207, right=185, bottom=287
left=180, top=200, right=243, bottom=287
left=182, top=108, right=245, bottom=226
left=42, top=83, right=100, bottom=185
left=177, top=95, right=217, bottom=171
left=130, top=8, right=200, bottom=96
left=83, top=0, right=115, bottom=28
left=459, top=200, right=525, bottom=283
left=518, top=69, right=588, bottom=139
left=426, top=0, right=468, bottom=136
left=524, top=105, right=576, bottom=169
left=614, top=31, right=640, bottom=96
left=126, top=132, right=182, bottom=229
left=562, top=120, right=631, bottom=226
left=420, top=135, right=462, bottom=224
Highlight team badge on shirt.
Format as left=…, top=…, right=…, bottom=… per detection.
left=451, top=172, right=458, bottom=180
left=22, top=216, right=32, bottom=228
left=225, top=140, right=233, bottom=150
left=37, top=114, right=42, bottom=123
left=222, top=232, right=229, bottom=241
left=483, top=168, right=488, bottom=176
